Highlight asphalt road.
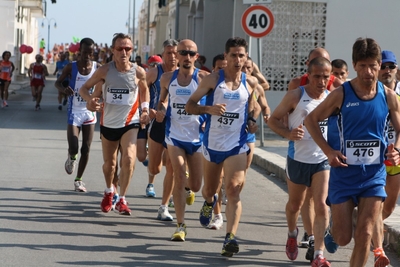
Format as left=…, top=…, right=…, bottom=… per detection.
left=0, top=76, right=398, bottom=266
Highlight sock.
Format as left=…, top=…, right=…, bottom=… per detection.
left=288, top=228, right=298, bottom=238
left=314, top=250, right=323, bottom=259
left=105, top=187, right=113, bottom=193
left=160, top=204, right=167, bottom=209
left=119, top=196, right=125, bottom=202
left=309, top=234, right=315, bottom=241
left=215, top=213, right=222, bottom=219
left=75, top=177, right=82, bottom=181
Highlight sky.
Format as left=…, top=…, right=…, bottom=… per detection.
left=39, top=0, right=143, bottom=49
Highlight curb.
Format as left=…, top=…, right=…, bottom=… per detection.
left=252, top=148, right=400, bottom=256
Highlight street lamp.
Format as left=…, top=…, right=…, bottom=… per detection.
left=41, top=18, right=57, bottom=52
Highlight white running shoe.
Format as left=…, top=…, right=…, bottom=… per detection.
left=157, top=206, right=173, bottom=221
left=65, top=154, right=77, bottom=175
left=208, top=214, right=223, bottom=230
left=74, top=181, right=87, bottom=192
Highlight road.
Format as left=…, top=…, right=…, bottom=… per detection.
left=0, top=76, right=398, bottom=266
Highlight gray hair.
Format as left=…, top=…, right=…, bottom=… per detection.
left=163, top=39, right=178, bottom=48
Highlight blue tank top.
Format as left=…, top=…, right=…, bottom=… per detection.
left=149, top=64, right=163, bottom=109
left=327, top=81, right=390, bottom=166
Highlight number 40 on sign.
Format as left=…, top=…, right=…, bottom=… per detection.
left=241, top=5, right=275, bottom=38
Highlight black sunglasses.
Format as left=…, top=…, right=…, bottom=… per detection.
left=178, top=50, right=197, bottom=57
left=380, top=65, right=397, bottom=70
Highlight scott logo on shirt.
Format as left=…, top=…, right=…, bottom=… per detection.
left=345, top=102, right=359, bottom=108
left=223, top=92, right=240, bottom=100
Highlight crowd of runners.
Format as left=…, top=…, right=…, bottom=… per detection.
left=1, top=33, right=399, bottom=267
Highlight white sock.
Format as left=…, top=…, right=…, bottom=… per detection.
left=288, top=228, right=298, bottom=237
left=314, top=250, right=323, bottom=259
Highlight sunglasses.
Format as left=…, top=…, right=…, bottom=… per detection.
left=380, top=65, right=396, bottom=70
left=178, top=50, right=197, bottom=57
left=115, top=47, right=132, bottom=52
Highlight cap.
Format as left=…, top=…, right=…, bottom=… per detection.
left=148, top=55, right=163, bottom=65
left=382, top=50, right=397, bottom=64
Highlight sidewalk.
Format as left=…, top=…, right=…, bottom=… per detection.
left=252, top=125, right=400, bottom=255
left=9, top=77, right=30, bottom=93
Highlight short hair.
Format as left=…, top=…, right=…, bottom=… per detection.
left=352, top=37, right=381, bottom=65
left=111, top=33, right=132, bottom=48
left=307, top=57, right=332, bottom=73
left=163, top=39, right=178, bottom=49
left=79, top=38, right=95, bottom=51
left=331, top=59, right=348, bottom=70
left=225, top=37, right=248, bottom=53
left=212, top=54, right=225, bottom=68
left=2, top=51, right=11, bottom=59
left=135, top=55, right=141, bottom=59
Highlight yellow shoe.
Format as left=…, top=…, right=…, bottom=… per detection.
left=186, top=189, right=195, bottom=205
left=171, top=223, right=187, bottom=241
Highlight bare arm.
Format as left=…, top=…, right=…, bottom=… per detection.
left=251, top=62, right=270, bottom=90
left=155, top=71, right=172, bottom=122
left=136, top=66, right=150, bottom=128
left=256, top=84, right=271, bottom=123
left=186, top=73, right=226, bottom=116
left=28, top=63, right=33, bottom=79
left=267, top=89, right=303, bottom=140
left=304, top=87, right=347, bottom=167
left=288, top=77, right=301, bottom=91
left=80, top=64, right=108, bottom=111
left=146, top=66, right=158, bottom=119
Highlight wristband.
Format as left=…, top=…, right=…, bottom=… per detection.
left=247, top=117, right=257, bottom=123
left=141, top=102, right=149, bottom=110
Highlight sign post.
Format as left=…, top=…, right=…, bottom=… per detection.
left=242, top=5, right=274, bottom=147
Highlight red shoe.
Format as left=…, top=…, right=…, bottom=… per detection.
left=115, top=198, right=131, bottom=215
left=373, top=248, right=390, bottom=267
left=101, top=191, right=114, bottom=213
left=286, top=228, right=298, bottom=261
left=311, top=255, right=331, bottom=267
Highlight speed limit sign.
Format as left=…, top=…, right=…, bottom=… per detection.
left=241, top=5, right=274, bottom=38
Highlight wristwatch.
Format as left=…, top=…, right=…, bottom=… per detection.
left=394, top=147, right=400, bottom=156
left=247, top=117, right=257, bottom=123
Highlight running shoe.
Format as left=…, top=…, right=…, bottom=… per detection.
left=208, top=214, right=223, bottom=230
left=111, top=193, right=119, bottom=210
left=186, top=189, right=195, bottom=205
left=74, top=181, right=86, bottom=192
left=101, top=191, right=114, bottom=213
left=35, top=104, right=41, bottom=111
left=3, top=100, right=8, bottom=107
left=58, top=105, right=62, bottom=111
left=65, top=155, right=77, bottom=175
left=299, top=231, right=309, bottom=248
left=62, top=98, right=68, bottom=106
left=324, top=229, right=339, bottom=253
left=115, top=198, right=131, bottom=215
left=221, top=233, right=239, bottom=257
left=168, top=196, right=174, bottom=208
left=157, top=206, right=173, bottom=221
left=145, top=183, right=156, bottom=197
left=286, top=227, right=298, bottom=261
left=311, top=255, right=331, bottom=267
left=199, top=193, right=218, bottom=227
left=306, top=238, right=315, bottom=262
left=171, top=223, right=186, bottom=241
left=373, top=247, right=390, bottom=267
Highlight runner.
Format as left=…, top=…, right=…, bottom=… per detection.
left=80, top=33, right=150, bottom=216
left=28, top=54, right=49, bottom=111
left=268, top=57, right=332, bottom=266
left=304, top=37, right=400, bottom=267
left=55, top=38, right=100, bottom=193
left=331, top=59, right=349, bottom=83
left=186, top=37, right=259, bottom=257
left=53, top=52, right=70, bottom=110
left=0, top=51, right=15, bottom=108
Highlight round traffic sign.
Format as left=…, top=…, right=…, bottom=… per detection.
left=241, top=5, right=274, bottom=38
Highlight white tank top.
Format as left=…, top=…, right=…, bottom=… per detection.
left=165, top=69, right=205, bottom=143
left=69, top=61, right=97, bottom=113
left=287, top=86, right=328, bottom=163
left=101, top=62, right=140, bottom=128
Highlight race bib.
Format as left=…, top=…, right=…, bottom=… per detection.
left=388, top=125, right=395, bottom=144
left=345, top=139, right=380, bottom=165
left=1, top=66, right=10, bottom=73
left=172, top=103, right=192, bottom=120
left=106, top=88, right=130, bottom=105
left=73, top=92, right=86, bottom=106
left=303, top=119, right=328, bottom=140
left=211, top=112, right=240, bottom=130
left=34, top=73, right=42, bottom=79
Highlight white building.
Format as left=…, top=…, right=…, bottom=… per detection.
left=0, top=0, right=44, bottom=80
left=137, top=0, right=400, bottom=92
